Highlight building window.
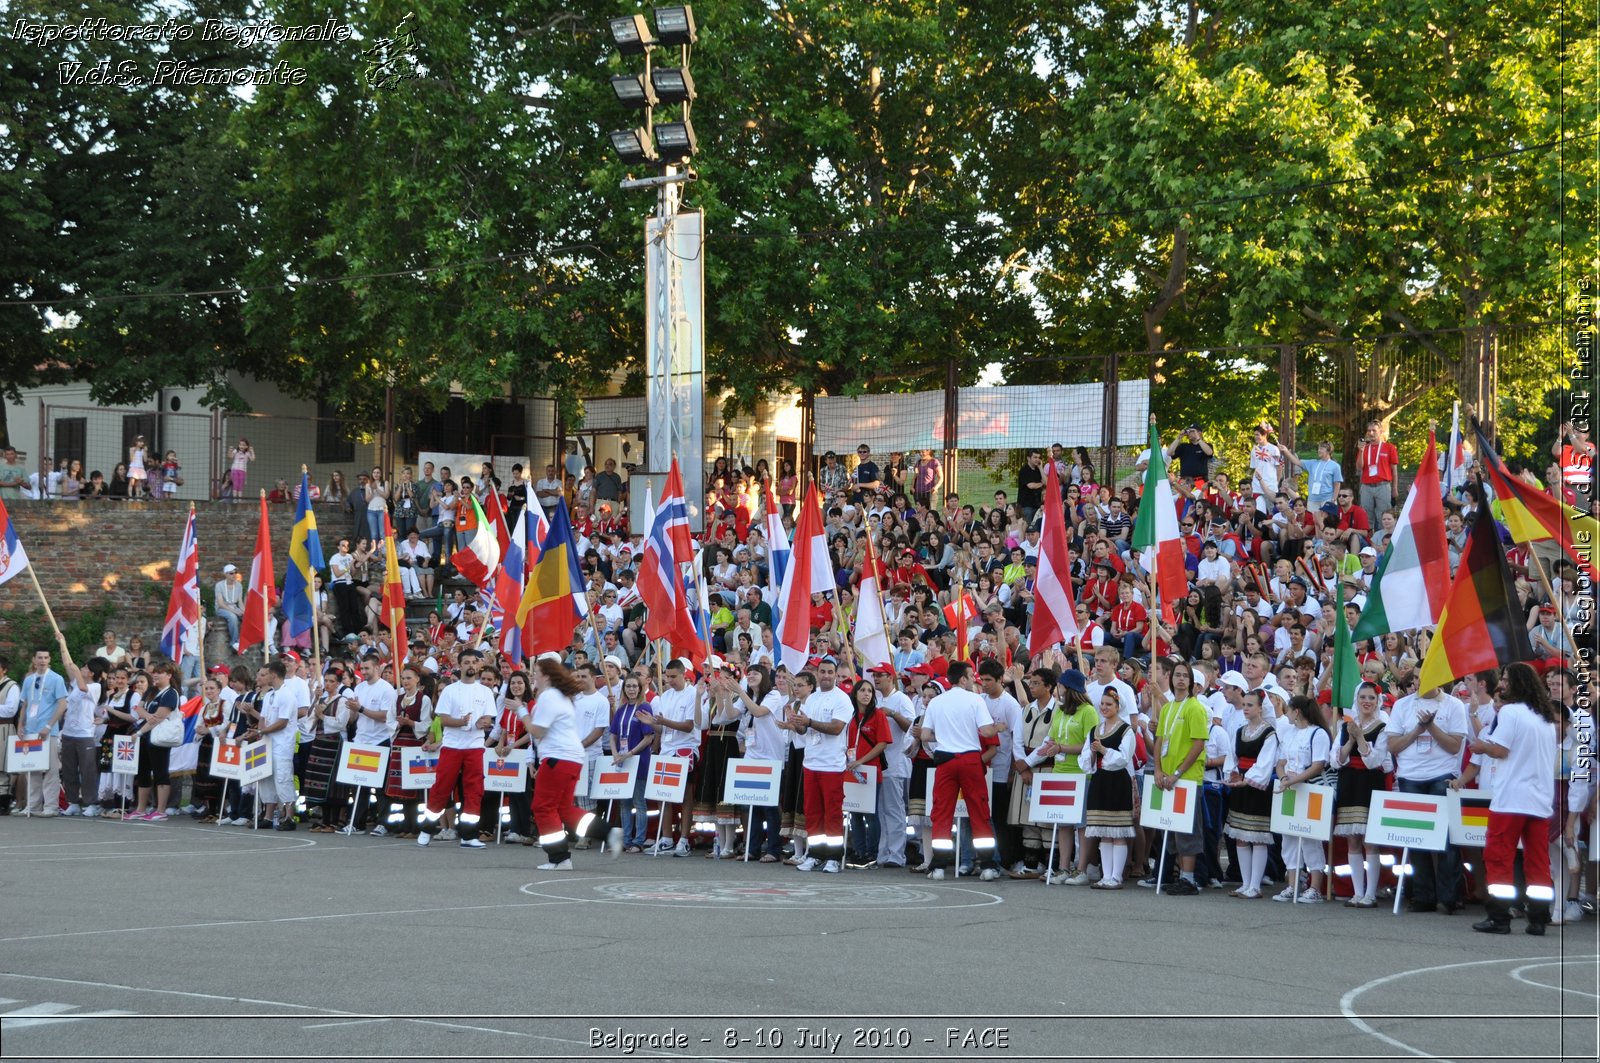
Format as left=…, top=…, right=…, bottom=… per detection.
left=316, top=401, right=355, bottom=464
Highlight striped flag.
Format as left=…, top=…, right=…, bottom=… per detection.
left=14, top=737, right=44, bottom=755
left=1476, top=425, right=1598, bottom=583
left=730, top=762, right=776, bottom=791
left=1132, top=421, right=1187, bottom=621
left=1417, top=504, right=1534, bottom=692
left=451, top=493, right=502, bottom=592
left=486, top=758, right=521, bottom=779
left=764, top=482, right=791, bottom=635
left=775, top=484, right=835, bottom=673
left=347, top=749, right=382, bottom=774
left=852, top=533, right=892, bottom=669
left=1442, top=402, right=1472, bottom=498
left=381, top=511, right=407, bottom=682
left=160, top=505, right=201, bottom=667
left=1029, top=459, right=1080, bottom=657
left=1353, top=432, right=1450, bottom=638
left=1377, top=795, right=1444, bottom=832
left=1148, top=785, right=1188, bottom=814
left=1279, top=787, right=1326, bottom=822
left=494, top=507, right=531, bottom=663
left=0, top=494, right=29, bottom=587
left=1035, top=776, right=1080, bottom=807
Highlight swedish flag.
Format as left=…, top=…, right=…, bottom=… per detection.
left=282, top=471, right=326, bottom=639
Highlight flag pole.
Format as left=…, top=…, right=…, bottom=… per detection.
left=258, top=490, right=271, bottom=662
left=24, top=564, right=63, bottom=643
left=304, top=466, right=324, bottom=683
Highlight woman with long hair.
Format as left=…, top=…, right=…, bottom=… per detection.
left=523, top=657, right=623, bottom=869
left=843, top=680, right=891, bottom=866
left=486, top=671, right=535, bottom=844
left=1273, top=695, right=1333, bottom=904
left=609, top=674, right=657, bottom=853
left=129, top=663, right=180, bottom=820
left=1471, top=663, right=1561, bottom=934
left=1222, top=690, right=1279, bottom=899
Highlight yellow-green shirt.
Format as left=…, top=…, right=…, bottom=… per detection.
left=1157, top=696, right=1209, bottom=782
left=1049, top=702, right=1099, bottom=774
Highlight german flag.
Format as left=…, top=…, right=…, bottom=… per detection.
left=1476, top=426, right=1597, bottom=583
left=1418, top=505, right=1534, bottom=692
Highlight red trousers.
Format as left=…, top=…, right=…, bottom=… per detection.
left=930, top=752, right=996, bottom=863
left=531, top=758, right=592, bottom=845
left=802, top=769, right=845, bottom=856
left=426, top=747, right=483, bottom=827
left=1485, top=810, right=1554, bottom=903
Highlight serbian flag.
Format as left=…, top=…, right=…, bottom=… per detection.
left=1029, top=459, right=1081, bottom=658
left=1131, top=421, right=1187, bottom=621
left=238, top=492, right=277, bottom=653
left=160, top=505, right=201, bottom=668
left=177, top=694, right=205, bottom=743
left=494, top=508, right=531, bottom=663
left=1353, top=433, right=1450, bottom=638
left=516, top=498, right=588, bottom=658
left=452, top=493, right=502, bottom=592
left=0, top=494, right=28, bottom=587
left=852, top=534, right=893, bottom=669
left=1417, top=504, right=1535, bottom=692
left=1476, top=425, right=1598, bottom=584
left=764, top=482, right=791, bottom=636
left=381, top=511, right=407, bottom=681
left=775, top=484, right=836, bottom=673
left=639, top=460, right=703, bottom=665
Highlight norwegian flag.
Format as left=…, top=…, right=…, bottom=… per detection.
left=160, top=505, right=201, bottom=668
left=639, top=458, right=703, bottom=665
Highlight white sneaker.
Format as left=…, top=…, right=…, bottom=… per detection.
left=165, top=807, right=180, bottom=816
left=179, top=804, right=195, bottom=815
left=1564, top=900, right=1585, bottom=923
left=648, top=838, right=674, bottom=853
left=672, top=840, right=690, bottom=857
left=796, top=857, right=820, bottom=872
left=459, top=838, right=486, bottom=849
left=606, top=827, right=624, bottom=859
left=503, top=832, right=525, bottom=844
left=537, top=859, right=574, bottom=871
left=927, top=868, right=946, bottom=881
left=821, top=860, right=841, bottom=874
left=979, top=868, right=1002, bottom=882
left=1272, top=885, right=1298, bottom=902
left=37, top=809, right=57, bottom=818
left=64, top=804, right=81, bottom=816
left=416, top=833, right=432, bottom=847
left=231, top=817, right=251, bottom=826
left=82, top=806, right=101, bottom=818
left=1294, top=889, right=1325, bottom=904
left=437, top=827, right=457, bottom=841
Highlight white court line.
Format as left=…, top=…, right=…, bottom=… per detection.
left=516, top=879, right=1004, bottom=911
left=0, top=899, right=577, bottom=945
left=4, top=837, right=320, bottom=862
left=0, top=838, right=172, bottom=850
left=1509, top=960, right=1600, bottom=999
left=1341, top=953, right=1600, bottom=1062
left=301, top=1017, right=392, bottom=1029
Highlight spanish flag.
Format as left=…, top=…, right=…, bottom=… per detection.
left=1475, top=426, right=1597, bottom=584
left=381, top=511, right=407, bottom=683
left=1417, top=505, right=1534, bottom=692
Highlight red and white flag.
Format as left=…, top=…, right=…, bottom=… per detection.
left=776, top=484, right=836, bottom=673
left=159, top=504, right=201, bottom=667
left=639, top=459, right=702, bottom=664
left=852, top=534, right=892, bottom=669
left=1029, top=460, right=1081, bottom=658
left=238, top=493, right=277, bottom=653
left=451, top=494, right=502, bottom=591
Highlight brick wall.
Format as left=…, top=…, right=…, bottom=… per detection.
left=2, top=500, right=298, bottom=640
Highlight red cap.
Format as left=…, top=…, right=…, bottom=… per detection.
left=868, top=664, right=897, bottom=675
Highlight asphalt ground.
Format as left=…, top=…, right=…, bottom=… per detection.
left=0, top=814, right=1595, bottom=1063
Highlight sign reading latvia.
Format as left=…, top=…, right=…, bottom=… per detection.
left=1364, top=791, right=1449, bottom=851
left=723, top=758, right=782, bottom=807
left=841, top=764, right=878, bottom=814
left=209, top=740, right=243, bottom=781
left=643, top=755, right=691, bottom=803
left=590, top=757, right=641, bottom=800
left=1027, top=773, right=1086, bottom=826
left=111, top=735, right=140, bottom=777
left=238, top=740, right=273, bottom=785
left=1269, top=782, right=1335, bottom=841
left=1139, top=779, right=1198, bottom=834
left=335, top=743, right=390, bottom=788
left=1447, top=788, right=1491, bottom=848
left=398, top=747, right=438, bottom=790
left=480, top=748, right=530, bottom=793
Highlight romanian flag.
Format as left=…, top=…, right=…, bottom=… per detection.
left=1378, top=796, right=1443, bottom=833
left=731, top=763, right=775, bottom=791
left=515, top=498, right=588, bottom=658
left=486, top=758, right=520, bottom=779
left=1476, top=426, right=1597, bottom=583
left=1148, top=785, right=1188, bottom=814
left=282, top=471, right=326, bottom=640
left=347, top=748, right=382, bottom=774
left=381, top=511, right=407, bottom=683
left=1418, top=504, right=1535, bottom=692
left=1035, top=776, right=1079, bottom=808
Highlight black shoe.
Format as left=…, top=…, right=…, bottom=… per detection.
left=1440, top=900, right=1461, bottom=915
left=1525, top=921, right=1547, bottom=936
left=1408, top=900, right=1439, bottom=913
left=1473, top=917, right=1511, bottom=935
left=255, top=818, right=275, bottom=829
left=275, top=820, right=297, bottom=831
left=1165, top=877, right=1200, bottom=895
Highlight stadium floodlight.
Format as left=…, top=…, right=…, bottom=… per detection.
left=610, top=73, right=656, bottom=108
left=650, top=66, right=695, bottom=104
left=653, top=119, right=697, bottom=162
left=653, top=5, right=697, bottom=46
left=609, top=128, right=658, bottom=164
left=609, top=14, right=656, bottom=54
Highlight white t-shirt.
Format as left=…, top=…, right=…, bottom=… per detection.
left=1280, top=724, right=1332, bottom=776
left=1487, top=702, right=1557, bottom=818
left=573, top=691, right=611, bottom=755
left=258, top=687, right=296, bottom=750
left=1250, top=442, right=1281, bottom=500
left=651, top=684, right=702, bottom=756
left=62, top=681, right=103, bottom=739
left=800, top=686, right=853, bottom=772
left=878, top=690, right=916, bottom=779
left=742, top=690, right=789, bottom=762
left=351, top=678, right=398, bottom=746
left=529, top=688, right=587, bottom=764
left=1086, top=677, right=1138, bottom=724
left=434, top=680, right=496, bottom=750
left=920, top=687, right=994, bottom=755
left=1388, top=692, right=1468, bottom=780
left=983, top=691, right=1023, bottom=783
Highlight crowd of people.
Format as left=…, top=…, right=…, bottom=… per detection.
left=0, top=420, right=1593, bottom=932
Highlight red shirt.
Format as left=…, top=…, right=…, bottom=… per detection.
left=1337, top=506, right=1371, bottom=533
left=1358, top=442, right=1399, bottom=485
left=1110, top=601, right=1147, bottom=634
left=847, top=711, right=893, bottom=769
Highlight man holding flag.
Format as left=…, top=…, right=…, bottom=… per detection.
left=282, top=470, right=326, bottom=656
left=239, top=492, right=277, bottom=657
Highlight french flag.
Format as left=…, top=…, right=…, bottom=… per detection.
left=639, top=459, right=703, bottom=665
left=775, top=485, right=836, bottom=673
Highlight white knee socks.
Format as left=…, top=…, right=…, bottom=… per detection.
left=1245, top=844, right=1269, bottom=891
left=1348, top=846, right=1367, bottom=899
left=1104, top=842, right=1129, bottom=882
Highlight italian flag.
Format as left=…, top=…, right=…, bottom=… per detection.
left=1132, top=421, right=1188, bottom=621
left=452, top=493, right=502, bottom=591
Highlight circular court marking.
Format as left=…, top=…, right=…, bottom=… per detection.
left=1510, top=959, right=1600, bottom=999
left=518, top=877, right=1003, bottom=911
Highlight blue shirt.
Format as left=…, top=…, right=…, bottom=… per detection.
left=609, top=702, right=655, bottom=774
left=21, top=670, right=69, bottom=733
left=1304, top=458, right=1343, bottom=503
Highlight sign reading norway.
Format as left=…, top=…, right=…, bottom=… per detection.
left=1364, top=791, right=1449, bottom=852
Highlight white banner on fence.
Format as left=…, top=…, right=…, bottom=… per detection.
left=812, top=381, right=1150, bottom=455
